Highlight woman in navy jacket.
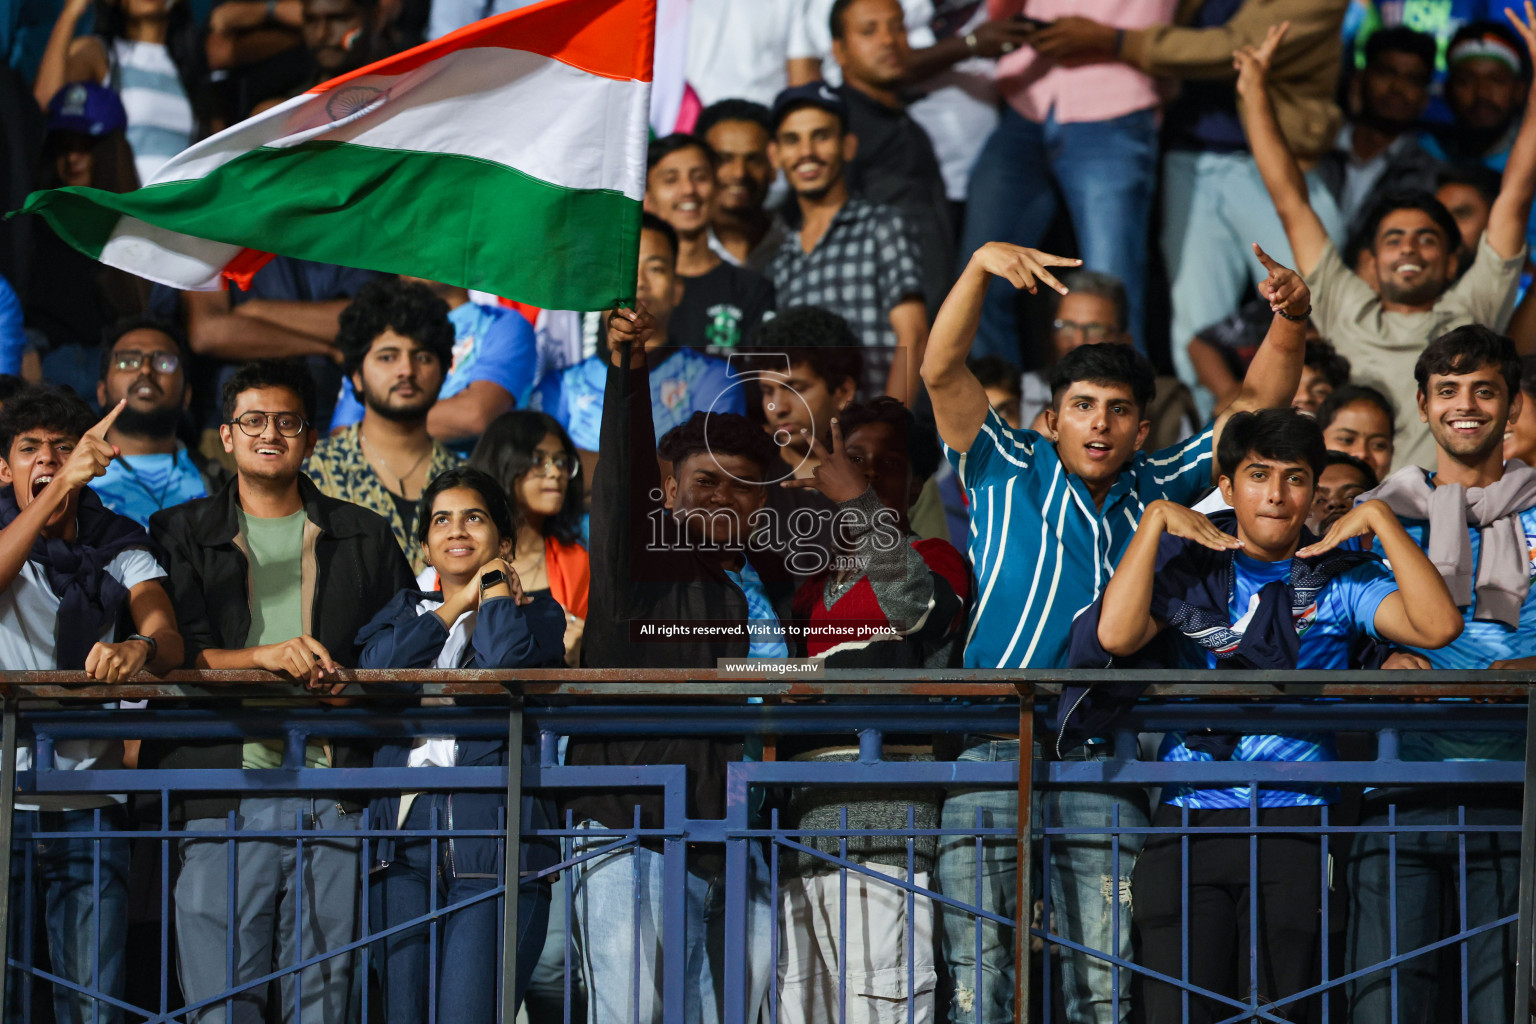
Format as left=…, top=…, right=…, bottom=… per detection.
left=357, top=466, right=565, bottom=1024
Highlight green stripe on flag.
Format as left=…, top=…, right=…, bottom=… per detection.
left=20, top=141, right=641, bottom=311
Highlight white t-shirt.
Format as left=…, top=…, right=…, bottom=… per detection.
left=0, top=547, right=164, bottom=810
left=686, top=0, right=796, bottom=107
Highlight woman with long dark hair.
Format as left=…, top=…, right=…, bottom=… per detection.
left=34, top=0, right=202, bottom=182
left=469, top=410, right=590, bottom=666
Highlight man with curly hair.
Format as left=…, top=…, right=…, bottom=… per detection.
left=306, top=280, right=462, bottom=573
left=567, top=301, right=784, bottom=1024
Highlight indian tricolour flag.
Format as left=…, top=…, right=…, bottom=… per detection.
left=18, top=0, right=653, bottom=311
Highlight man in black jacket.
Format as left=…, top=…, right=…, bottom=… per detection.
left=572, top=305, right=782, bottom=1024
left=149, top=358, right=413, bottom=1024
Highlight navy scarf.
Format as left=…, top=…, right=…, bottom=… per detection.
left=0, top=485, right=159, bottom=669
left=1061, top=511, right=1386, bottom=754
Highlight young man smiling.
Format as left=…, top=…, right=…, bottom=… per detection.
left=1346, top=324, right=1536, bottom=1021
left=921, top=238, right=1313, bottom=1024
left=644, top=134, right=776, bottom=354
left=1076, top=408, right=1458, bottom=1024
left=1243, top=14, right=1536, bottom=468
left=149, top=359, right=413, bottom=1024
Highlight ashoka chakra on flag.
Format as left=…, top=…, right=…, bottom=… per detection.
left=16, top=0, right=655, bottom=312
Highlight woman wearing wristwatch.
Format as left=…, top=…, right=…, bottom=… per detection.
left=356, top=465, right=566, bottom=1023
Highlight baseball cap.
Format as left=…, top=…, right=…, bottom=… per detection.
left=769, top=81, right=848, bottom=133
left=47, top=82, right=128, bottom=138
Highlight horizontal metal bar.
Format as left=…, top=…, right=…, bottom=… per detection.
left=0, top=668, right=1530, bottom=701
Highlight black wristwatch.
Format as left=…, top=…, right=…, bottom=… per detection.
left=479, top=568, right=508, bottom=593
left=125, top=633, right=157, bottom=661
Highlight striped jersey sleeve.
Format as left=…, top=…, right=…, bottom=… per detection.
left=1132, top=424, right=1214, bottom=504
left=941, top=408, right=1040, bottom=491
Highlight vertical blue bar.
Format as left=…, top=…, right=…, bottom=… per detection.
left=0, top=697, right=16, bottom=1023
left=1248, top=784, right=1258, bottom=1019
left=1041, top=794, right=1052, bottom=1024
left=838, top=805, right=848, bottom=1024
left=1320, top=803, right=1330, bottom=1024
left=971, top=804, right=983, bottom=1022
left=662, top=828, right=687, bottom=1023
left=563, top=812, right=574, bottom=1024
left=769, top=809, right=780, bottom=1024
left=906, top=805, right=915, bottom=1024
left=1180, top=802, right=1189, bottom=1024
left=722, top=761, right=751, bottom=1024
left=225, top=808, right=237, bottom=1022
left=92, top=806, right=101, bottom=1024
left=1110, top=801, right=1121, bottom=1024
left=160, top=791, right=170, bottom=1021
left=1457, top=803, right=1469, bottom=1024
left=360, top=805, right=371, bottom=1024
left=294, top=804, right=306, bottom=1024
left=631, top=807, right=642, bottom=1024
left=429, top=802, right=440, bottom=1024
left=1388, top=802, right=1398, bottom=1024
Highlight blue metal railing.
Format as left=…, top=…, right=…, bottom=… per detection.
left=0, top=670, right=1528, bottom=1024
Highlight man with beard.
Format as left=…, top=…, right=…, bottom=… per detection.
left=1243, top=16, right=1536, bottom=469
left=1423, top=20, right=1533, bottom=167
left=92, top=316, right=224, bottom=527
left=1318, top=27, right=1445, bottom=233
left=327, top=276, right=536, bottom=454
left=307, top=280, right=461, bottom=573
left=765, top=82, right=927, bottom=404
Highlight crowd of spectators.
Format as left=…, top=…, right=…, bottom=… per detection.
left=0, top=0, right=1533, bottom=1022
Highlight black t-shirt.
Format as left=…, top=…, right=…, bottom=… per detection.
left=389, top=489, right=418, bottom=539
left=838, top=84, right=953, bottom=313
left=670, top=261, right=776, bottom=355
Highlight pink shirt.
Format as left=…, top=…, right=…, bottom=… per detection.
left=991, top=0, right=1176, bottom=124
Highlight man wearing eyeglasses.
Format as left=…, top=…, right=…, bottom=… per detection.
left=1016, top=269, right=1199, bottom=451
left=91, top=317, right=226, bottom=528
left=148, top=358, right=414, bottom=1024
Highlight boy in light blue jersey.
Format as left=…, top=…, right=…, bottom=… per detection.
left=531, top=214, right=745, bottom=459
left=1083, top=409, right=1459, bottom=1023
left=1348, top=323, right=1536, bottom=1023
left=921, top=239, right=1316, bottom=1024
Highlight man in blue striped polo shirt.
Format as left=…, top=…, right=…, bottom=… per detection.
left=920, top=240, right=1314, bottom=1024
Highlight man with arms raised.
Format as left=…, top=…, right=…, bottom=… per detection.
left=920, top=238, right=1313, bottom=1024
left=1242, top=14, right=1536, bottom=468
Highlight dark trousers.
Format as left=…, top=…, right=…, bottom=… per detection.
left=1344, top=797, right=1520, bottom=1024
left=1133, top=804, right=1324, bottom=1023
left=370, top=794, right=551, bottom=1024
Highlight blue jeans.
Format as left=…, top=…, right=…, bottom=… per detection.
left=570, top=824, right=773, bottom=1024
left=934, top=740, right=1148, bottom=1024
left=369, top=793, right=551, bottom=1024
left=6, top=806, right=130, bottom=1024
left=1160, top=149, right=1343, bottom=411
left=959, top=106, right=1158, bottom=362
left=1345, top=799, right=1521, bottom=1024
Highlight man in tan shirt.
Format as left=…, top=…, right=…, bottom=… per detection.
left=1241, top=19, right=1536, bottom=471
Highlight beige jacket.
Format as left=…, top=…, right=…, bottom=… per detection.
left=1120, top=0, right=1348, bottom=159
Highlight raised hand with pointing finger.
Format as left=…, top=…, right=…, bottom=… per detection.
left=55, top=399, right=125, bottom=495
left=1253, top=243, right=1310, bottom=319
